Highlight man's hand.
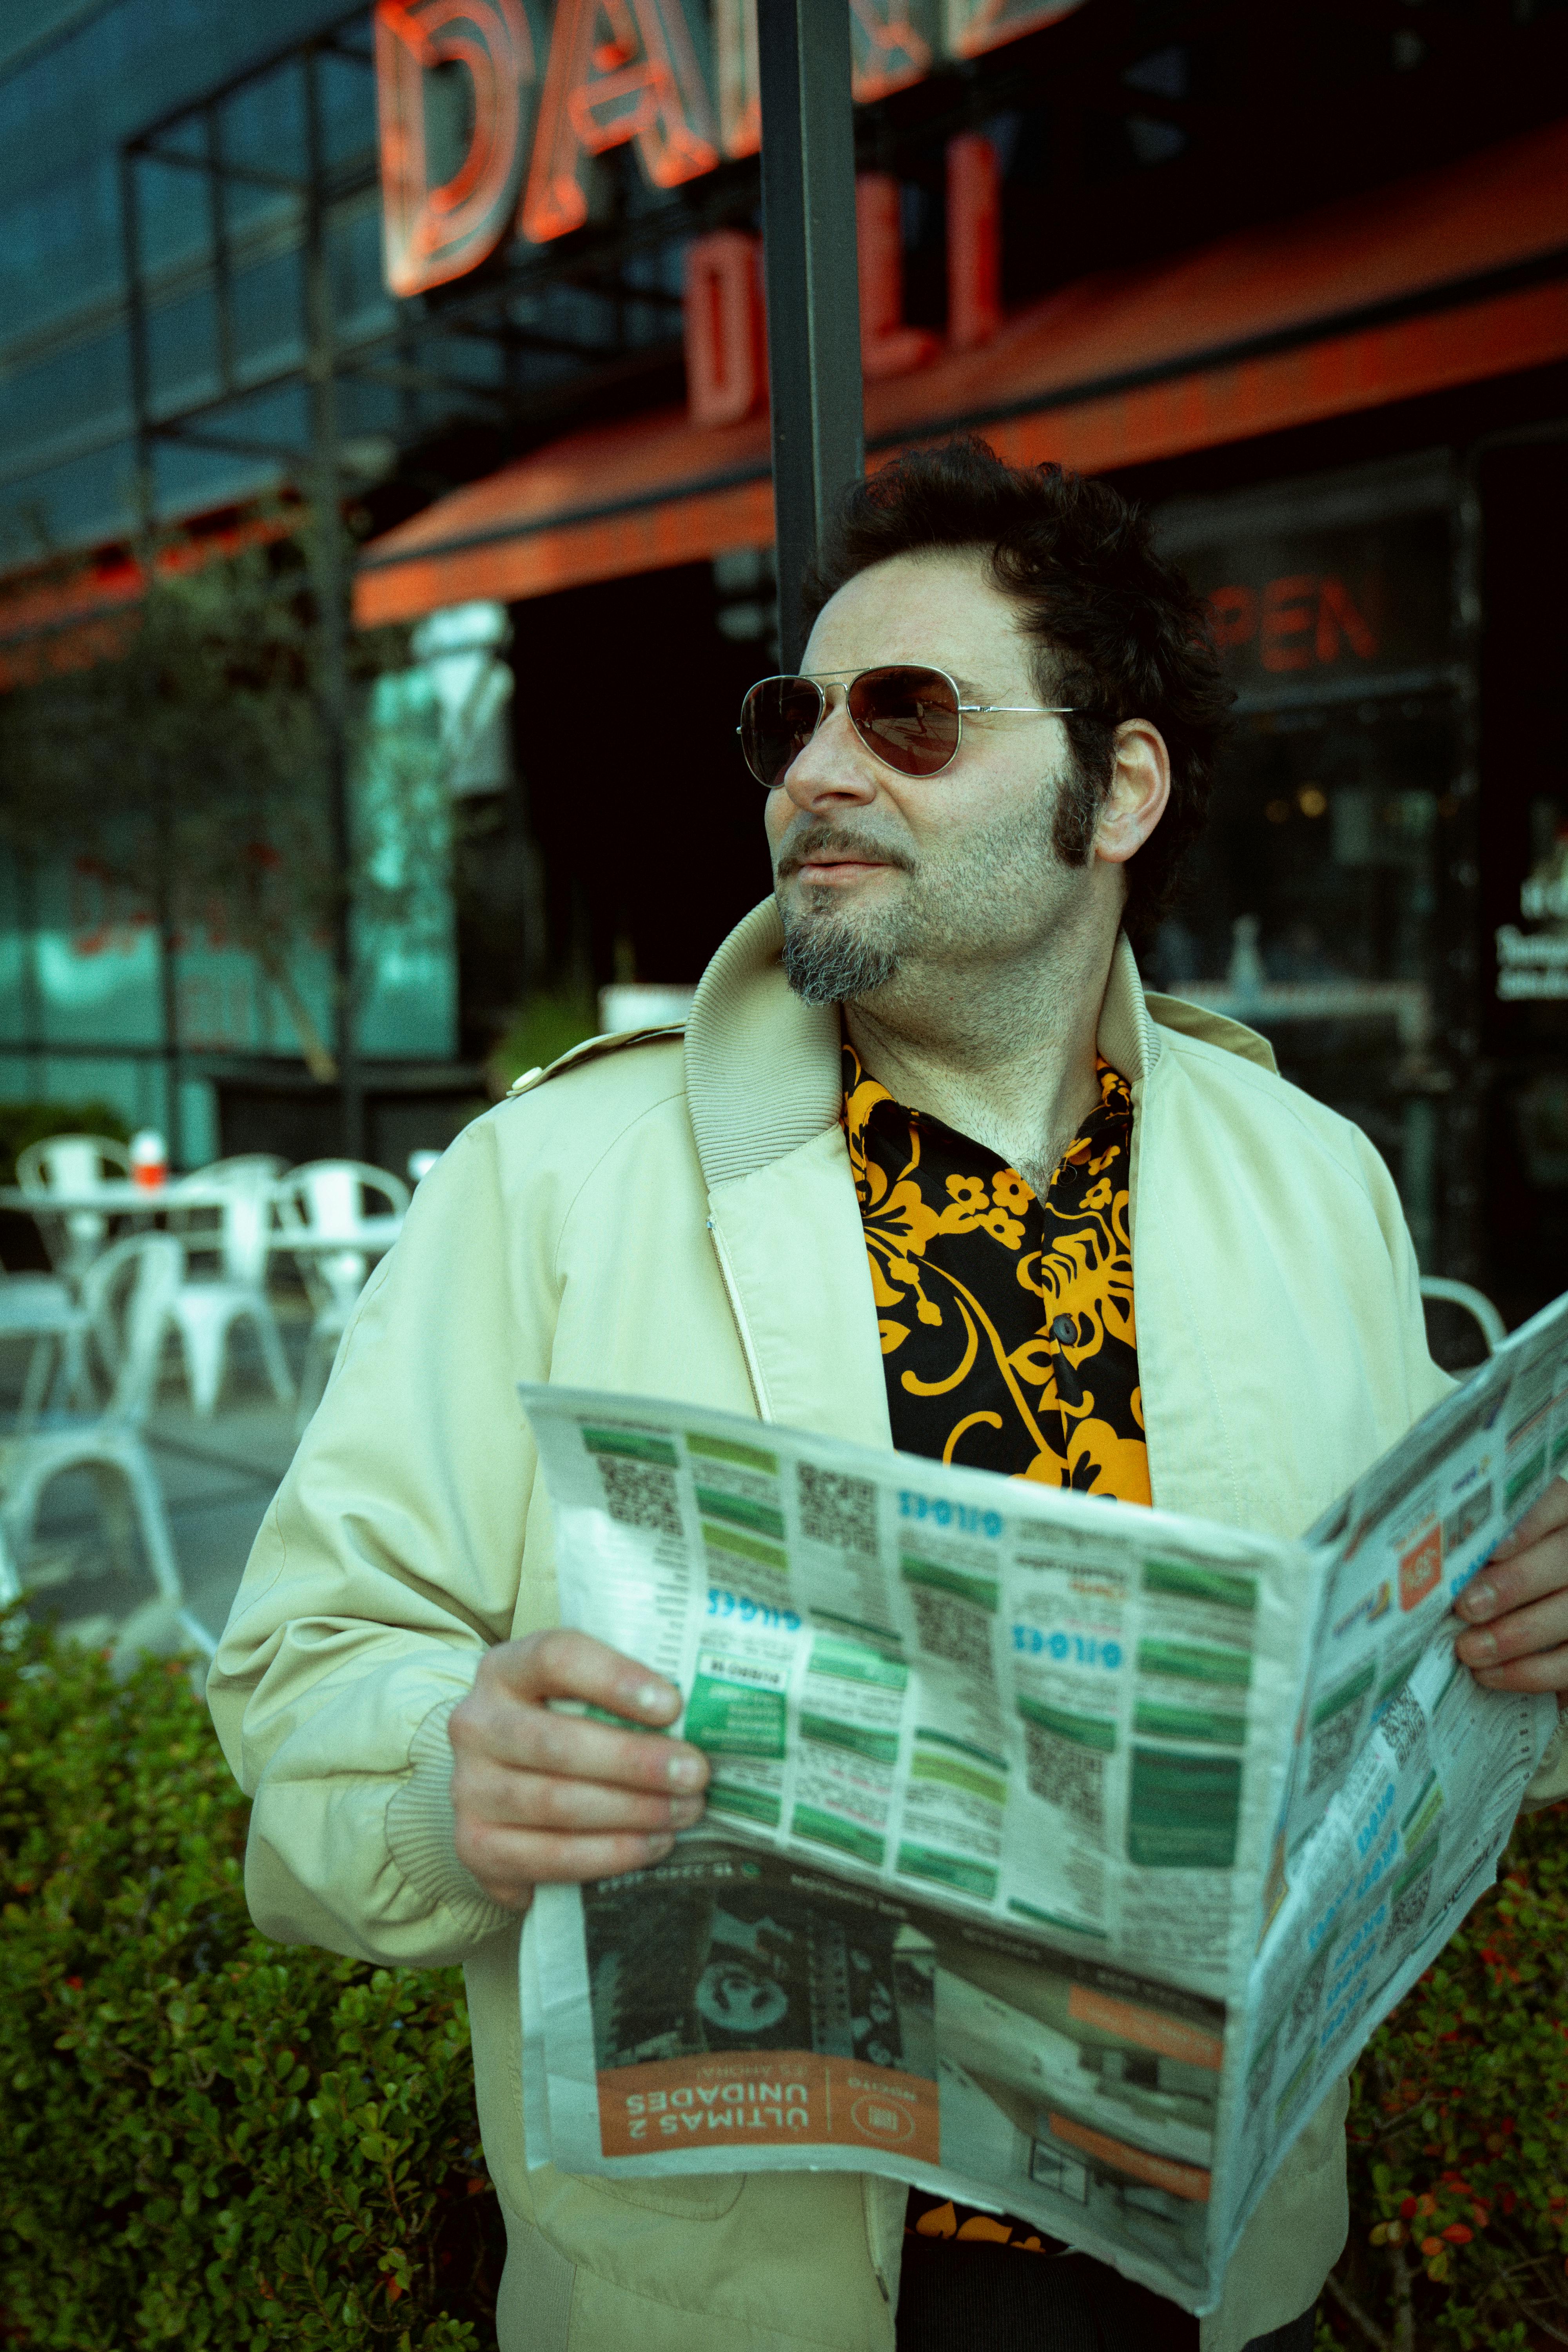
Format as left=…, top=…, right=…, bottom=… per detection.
left=1454, top=1476, right=1568, bottom=1701
left=448, top=1630, right=709, bottom=1911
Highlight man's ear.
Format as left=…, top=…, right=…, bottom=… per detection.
left=1094, top=720, right=1171, bottom=868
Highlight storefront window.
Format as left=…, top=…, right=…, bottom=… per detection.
left=1154, top=459, right=1469, bottom=1280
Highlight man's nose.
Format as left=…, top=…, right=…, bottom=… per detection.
left=777, top=693, right=880, bottom=814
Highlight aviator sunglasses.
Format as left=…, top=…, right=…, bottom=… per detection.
left=738, top=663, right=1074, bottom=789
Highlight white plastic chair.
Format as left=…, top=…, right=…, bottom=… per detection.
left=0, top=1267, right=93, bottom=1419
left=166, top=1156, right=294, bottom=1419
left=16, top=1133, right=133, bottom=1287
left=0, top=1232, right=214, bottom=1658
left=273, top=1160, right=409, bottom=1432
left=1419, top=1276, right=1506, bottom=1359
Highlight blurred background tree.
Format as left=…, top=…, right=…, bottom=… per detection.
left=0, top=523, right=437, bottom=1085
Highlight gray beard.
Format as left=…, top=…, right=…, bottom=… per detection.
left=780, top=920, right=898, bottom=1007
left=775, top=751, right=1099, bottom=1011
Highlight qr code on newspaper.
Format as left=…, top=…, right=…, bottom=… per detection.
left=1306, top=1700, right=1363, bottom=1795
left=797, top=1463, right=878, bottom=1553
left=1023, top=1723, right=1105, bottom=1835
left=1375, top=1683, right=1426, bottom=1769
left=597, top=1456, right=684, bottom=1539
left=1381, top=1865, right=1434, bottom=1953
left=909, top=1586, right=994, bottom=1676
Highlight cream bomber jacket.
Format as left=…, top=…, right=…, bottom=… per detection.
left=209, top=903, right=1566, bottom=2352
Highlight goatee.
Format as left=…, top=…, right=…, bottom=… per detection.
left=780, top=921, right=899, bottom=1007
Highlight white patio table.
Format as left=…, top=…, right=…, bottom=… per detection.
left=0, top=1187, right=403, bottom=1258
left=0, top=1178, right=241, bottom=1218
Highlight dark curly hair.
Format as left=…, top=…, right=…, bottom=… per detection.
left=803, top=436, right=1231, bottom=949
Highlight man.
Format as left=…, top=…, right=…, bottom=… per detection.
left=209, top=439, right=1568, bottom=2352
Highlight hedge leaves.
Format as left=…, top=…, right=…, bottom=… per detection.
left=0, top=1609, right=503, bottom=2347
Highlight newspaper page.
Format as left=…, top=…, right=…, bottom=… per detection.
left=1221, top=1289, right=1568, bottom=2254
left=514, top=1312, right=1562, bottom=2314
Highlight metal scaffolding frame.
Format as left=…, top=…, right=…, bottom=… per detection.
left=113, top=5, right=740, bottom=1160
left=119, top=10, right=379, bottom=1160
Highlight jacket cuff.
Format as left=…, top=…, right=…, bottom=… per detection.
left=386, top=1691, right=515, bottom=1939
left=1521, top=1712, right=1568, bottom=1813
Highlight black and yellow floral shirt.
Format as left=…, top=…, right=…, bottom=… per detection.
left=842, top=1039, right=1151, bottom=1503
left=842, top=1036, right=1152, bottom=2259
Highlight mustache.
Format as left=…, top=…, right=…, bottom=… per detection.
left=776, top=820, right=915, bottom=879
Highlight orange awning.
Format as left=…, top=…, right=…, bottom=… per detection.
left=0, top=512, right=292, bottom=689
left=356, top=116, right=1568, bottom=625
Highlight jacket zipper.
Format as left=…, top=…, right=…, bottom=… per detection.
left=706, top=1214, right=774, bottom=1422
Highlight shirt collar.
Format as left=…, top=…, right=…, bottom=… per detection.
left=840, top=1034, right=1129, bottom=1171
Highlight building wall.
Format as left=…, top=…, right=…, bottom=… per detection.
left=0, top=0, right=375, bottom=554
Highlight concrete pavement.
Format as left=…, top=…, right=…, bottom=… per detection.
left=1, top=1304, right=309, bottom=1663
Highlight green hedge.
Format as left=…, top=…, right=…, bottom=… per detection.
left=0, top=1608, right=504, bottom=2348
left=3, top=1603, right=1564, bottom=2349
left=1322, top=1794, right=1568, bottom=2352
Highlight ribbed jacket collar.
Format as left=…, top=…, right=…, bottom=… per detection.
left=682, top=897, right=1163, bottom=1192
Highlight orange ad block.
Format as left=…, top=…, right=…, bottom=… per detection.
left=1399, top=1524, right=1443, bottom=1612
left=1067, top=1985, right=1224, bottom=2073
left=599, top=2050, right=939, bottom=2165
left=1045, top=2112, right=1212, bottom=2203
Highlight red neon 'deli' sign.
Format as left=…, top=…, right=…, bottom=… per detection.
left=682, top=135, right=1002, bottom=425
left=374, top=0, right=1087, bottom=293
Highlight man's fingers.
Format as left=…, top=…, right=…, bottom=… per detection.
left=1471, top=1641, right=1568, bottom=1696
left=448, top=1634, right=711, bottom=1907
left=483, top=1628, right=683, bottom=1724
left=452, top=1630, right=709, bottom=1795
left=1489, top=1473, right=1568, bottom=1563
left=1456, top=1583, right=1568, bottom=1674
left=1455, top=1520, right=1568, bottom=1626
left=453, top=1757, right=705, bottom=1837
left=452, top=1684, right=708, bottom=1795
left=456, top=1821, right=682, bottom=1904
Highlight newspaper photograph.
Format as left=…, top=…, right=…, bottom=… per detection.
left=527, top=1845, right=1227, bottom=2296
left=514, top=1287, right=1566, bottom=2315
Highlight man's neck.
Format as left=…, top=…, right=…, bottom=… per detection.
left=842, top=928, right=1116, bottom=1198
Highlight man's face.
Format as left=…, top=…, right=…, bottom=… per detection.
left=764, top=550, right=1103, bottom=1007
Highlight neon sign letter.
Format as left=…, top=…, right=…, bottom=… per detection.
left=857, top=174, right=938, bottom=379
left=946, top=133, right=1000, bottom=350
left=944, top=0, right=1088, bottom=59
left=850, top=0, right=936, bottom=101
left=375, top=0, right=534, bottom=296
left=684, top=232, right=765, bottom=425
left=713, top=0, right=759, bottom=158
left=520, top=0, right=720, bottom=243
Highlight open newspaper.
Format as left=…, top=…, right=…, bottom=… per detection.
left=515, top=1290, right=1566, bottom=2315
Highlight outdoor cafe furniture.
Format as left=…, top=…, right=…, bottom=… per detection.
left=165, top=1156, right=294, bottom=1420
left=271, top=1160, right=409, bottom=1432
left=1419, top=1277, right=1507, bottom=1358
left=15, top=1132, right=133, bottom=1286
left=0, top=1268, right=94, bottom=1419
left=0, top=1231, right=214, bottom=1660
left=0, top=1164, right=268, bottom=1255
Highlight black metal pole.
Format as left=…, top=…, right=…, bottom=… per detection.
left=302, top=41, right=365, bottom=1161
left=120, top=142, right=187, bottom=1169
left=756, top=0, right=864, bottom=671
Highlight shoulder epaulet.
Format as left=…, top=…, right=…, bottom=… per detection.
left=505, top=1024, right=686, bottom=1100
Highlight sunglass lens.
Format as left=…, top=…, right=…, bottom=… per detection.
left=741, top=677, right=823, bottom=787
left=848, top=666, right=961, bottom=776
